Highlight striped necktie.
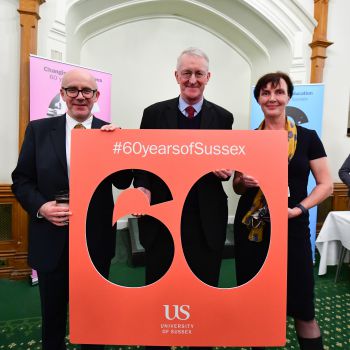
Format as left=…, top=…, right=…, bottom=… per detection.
left=185, top=105, right=196, bottom=118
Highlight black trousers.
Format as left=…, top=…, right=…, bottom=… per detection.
left=145, top=207, right=222, bottom=287
left=37, top=250, right=69, bottom=350
left=37, top=244, right=110, bottom=350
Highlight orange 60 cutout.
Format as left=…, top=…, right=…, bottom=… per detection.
left=69, top=129, right=287, bottom=347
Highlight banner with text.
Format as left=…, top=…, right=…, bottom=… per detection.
left=70, top=129, right=287, bottom=347
left=29, top=55, right=112, bottom=122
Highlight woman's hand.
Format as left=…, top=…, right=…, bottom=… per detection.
left=288, top=206, right=303, bottom=219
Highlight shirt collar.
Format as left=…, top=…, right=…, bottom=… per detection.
left=178, top=96, right=204, bottom=115
left=66, top=113, right=93, bottom=130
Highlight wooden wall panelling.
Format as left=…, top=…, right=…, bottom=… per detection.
left=317, top=183, right=349, bottom=232
left=3, top=0, right=46, bottom=279
left=0, top=185, right=31, bottom=279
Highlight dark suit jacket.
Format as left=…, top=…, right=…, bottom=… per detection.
left=133, top=97, right=234, bottom=251
left=12, top=115, right=132, bottom=273
left=339, top=154, right=350, bottom=187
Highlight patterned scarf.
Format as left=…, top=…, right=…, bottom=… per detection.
left=242, top=118, right=297, bottom=242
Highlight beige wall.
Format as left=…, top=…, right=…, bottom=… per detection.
left=80, top=18, right=250, bottom=130
left=80, top=17, right=250, bottom=216
left=322, top=0, right=350, bottom=179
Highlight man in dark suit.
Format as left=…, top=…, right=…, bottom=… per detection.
left=339, top=154, right=350, bottom=187
left=134, top=47, right=233, bottom=293
left=12, top=69, right=132, bottom=350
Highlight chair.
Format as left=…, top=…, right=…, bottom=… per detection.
left=334, top=246, right=349, bottom=283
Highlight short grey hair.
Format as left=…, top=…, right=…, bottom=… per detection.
left=176, top=47, right=209, bottom=71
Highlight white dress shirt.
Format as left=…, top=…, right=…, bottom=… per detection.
left=65, top=114, right=93, bottom=175
left=178, top=96, right=204, bottom=118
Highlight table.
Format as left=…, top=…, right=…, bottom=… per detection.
left=316, top=211, right=350, bottom=277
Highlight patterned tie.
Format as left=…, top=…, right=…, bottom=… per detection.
left=185, top=105, right=196, bottom=119
left=74, top=123, right=86, bottom=129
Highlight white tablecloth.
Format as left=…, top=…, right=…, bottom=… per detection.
left=316, top=211, right=350, bottom=275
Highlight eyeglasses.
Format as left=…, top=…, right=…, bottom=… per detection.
left=62, top=87, right=97, bottom=98
left=180, top=70, right=207, bottom=80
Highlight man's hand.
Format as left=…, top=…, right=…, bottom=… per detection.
left=100, top=124, right=121, bottom=131
left=39, top=201, right=71, bottom=226
left=132, top=187, right=151, bottom=217
left=212, top=169, right=233, bottom=179
left=240, top=174, right=259, bottom=188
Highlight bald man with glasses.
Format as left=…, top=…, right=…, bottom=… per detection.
left=12, top=69, right=132, bottom=350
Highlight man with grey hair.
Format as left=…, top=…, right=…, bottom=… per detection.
left=134, top=48, right=233, bottom=336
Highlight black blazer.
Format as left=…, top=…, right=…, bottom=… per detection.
left=12, top=115, right=132, bottom=272
left=134, top=97, right=234, bottom=251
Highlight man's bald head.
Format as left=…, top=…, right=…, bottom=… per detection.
left=61, top=69, right=98, bottom=90
left=60, top=69, right=100, bottom=122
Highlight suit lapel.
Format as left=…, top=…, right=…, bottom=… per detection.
left=164, top=98, right=179, bottom=129
left=50, top=116, right=105, bottom=179
left=200, top=99, right=215, bottom=129
left=91, top=116, right=106, bottom=129
left=50, top=115, right=68, bottom=177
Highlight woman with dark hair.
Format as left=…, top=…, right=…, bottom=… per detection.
left=233, top=72, right=333, bottom=350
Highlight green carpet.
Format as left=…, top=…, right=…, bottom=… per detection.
left=0, top=256, right=349, bottom=349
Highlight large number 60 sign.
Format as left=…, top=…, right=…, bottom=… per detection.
left=70, top=129, right=287, bottom=347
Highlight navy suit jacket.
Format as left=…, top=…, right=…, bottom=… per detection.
left=133, top=97, right=234, bottom=251
left=12, top=115, right=132, bottom=272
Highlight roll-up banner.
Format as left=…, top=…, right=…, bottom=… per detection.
left=29, top=54, right=112, bottom=122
